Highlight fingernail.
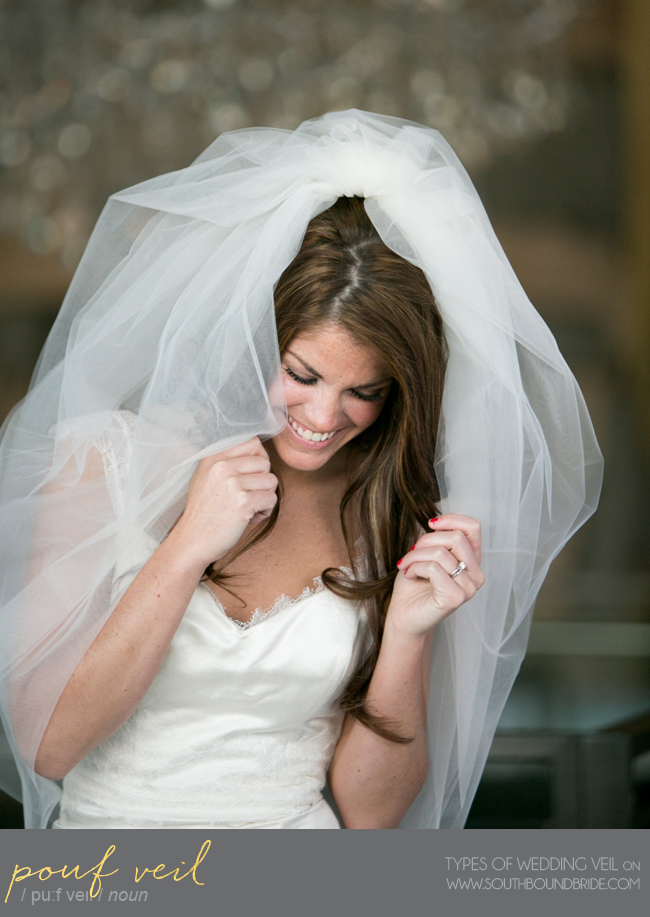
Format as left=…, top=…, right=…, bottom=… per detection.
left=397, top=558, right=403, bottom=567
left=411, top=544, right=416, bottom=550
left=429, top=517, right=439, bottom=525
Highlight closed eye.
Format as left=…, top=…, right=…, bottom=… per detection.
left=284, top=366, right=317, bottom=386
left=283, top=365, right=389, bottom=403
left=351, top=389, right=386, bottom=403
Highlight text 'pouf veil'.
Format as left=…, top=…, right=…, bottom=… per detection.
left=0, top=110, right=603, bottom=829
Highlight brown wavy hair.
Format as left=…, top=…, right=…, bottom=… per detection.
left=208, top=196, right=447, bottom=741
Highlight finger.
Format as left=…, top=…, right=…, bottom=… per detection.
left=248, top=510, right=272, bottom=526
left=247, top=489, right=278, bottom=515
left=427, top=515, right=482, bottom=564
left=404, top=560, right=466, bottom=607
left=203, top=436, right=267, bottom=464
left=226, top=436, right=268, bottom=458
left=226, top=455, right=272, bottom=475
left=199, top=453, right=270, bottom=483
left=406, top=532, right=482, bottom=583
left=239, top=472, right=278, bottom=492
left=401, top=549, right=482, bottom=594
left=398, top=545, right=458, bottom=577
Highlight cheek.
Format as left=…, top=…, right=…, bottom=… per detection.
left=282, top=378, right=308, bottom=405
left=349, top=401, right=385, bottom=430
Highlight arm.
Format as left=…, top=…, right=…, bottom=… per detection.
left=34, top=529, right=207, bottom=780
left=328, top=514, right=484, bottom=829
left=33, top=437, right=278, bottom=781
left=328, top=623, right=433, bottom=829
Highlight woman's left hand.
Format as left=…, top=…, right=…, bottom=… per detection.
left=387, top=514, right=484, bottom=637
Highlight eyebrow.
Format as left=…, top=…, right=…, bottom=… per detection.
left=285, top=350, right=392, bottom=389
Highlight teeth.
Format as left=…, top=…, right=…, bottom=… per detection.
left=288, top=415, right=335, bottom=443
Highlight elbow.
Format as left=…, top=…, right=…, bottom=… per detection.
left=340, top=810, right=402, bottom=830
left=34, top=756, right=70, bottom=783
left=33, top=739, right=75, bottom=782
left=403, top=758, right=429, bottom=809
left=334, top=756, right=430, bottom=830
left=34, top=759, right=72, bottom=782
left=12, top=720, right=73, bottom=782
left=34, top=762, right=72, bottom=780
left=32, top=703, right=92, bottom=781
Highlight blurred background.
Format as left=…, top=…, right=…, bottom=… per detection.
left=0, top=0, right=648, bottom=828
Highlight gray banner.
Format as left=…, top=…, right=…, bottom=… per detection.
left=0, top=829, right=647, bottom=917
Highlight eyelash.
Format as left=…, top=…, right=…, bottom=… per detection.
left=283, top=366, right=386, bottom=403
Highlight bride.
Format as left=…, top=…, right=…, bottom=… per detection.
left=0, top=111, right=602, bottom=829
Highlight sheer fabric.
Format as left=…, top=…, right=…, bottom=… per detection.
left=0, top=110, right=603, bottom=828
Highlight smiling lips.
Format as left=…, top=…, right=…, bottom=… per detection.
left=287, top=413, right=339, bottom=443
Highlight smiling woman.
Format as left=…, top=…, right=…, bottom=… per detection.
left=198, top=197, right=451, bottom=765
left=26, top=196, right=462, bottom=831
left=0, top=111, right=602, bottom=830
left=280, top=324, right=391, bottom=456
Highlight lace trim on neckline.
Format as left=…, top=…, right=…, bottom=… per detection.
left=202, top=566, right=354, bottom=631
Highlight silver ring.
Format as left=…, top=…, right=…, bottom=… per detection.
left=450, top=561, right=467, bottom=579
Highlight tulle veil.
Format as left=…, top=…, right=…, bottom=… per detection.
left=0, top=110, right=603, bottom=828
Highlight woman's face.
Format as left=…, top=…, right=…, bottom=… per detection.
left=271, top=323, right=392, bottom=473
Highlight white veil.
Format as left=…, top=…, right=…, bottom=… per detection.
left=0, top=110, right=603, bottom=829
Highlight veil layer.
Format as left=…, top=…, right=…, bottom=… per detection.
left=0, top=110, right=603, bottom=828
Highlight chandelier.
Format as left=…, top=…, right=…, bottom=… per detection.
left=0, top=0, right=579, bottom=267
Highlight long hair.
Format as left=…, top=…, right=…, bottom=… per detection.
left=208, top=196, right=447, bottom=741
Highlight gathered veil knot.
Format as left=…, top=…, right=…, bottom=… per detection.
left=0, top=109, right=603, bottom=829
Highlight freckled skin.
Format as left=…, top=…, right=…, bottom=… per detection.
left=270, top=324, right=391, bottom=476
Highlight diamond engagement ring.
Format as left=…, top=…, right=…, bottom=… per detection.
left=450, top=561, right=467, bottom=578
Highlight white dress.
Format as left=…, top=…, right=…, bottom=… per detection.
left=54, top=532, right=368, bottom=830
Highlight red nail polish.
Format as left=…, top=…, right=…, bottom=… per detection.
left=429, top=517, right=439, bottom=525
left=397, top=558, right=403, bottom=567
left=411, top=544, right=416, bottom=550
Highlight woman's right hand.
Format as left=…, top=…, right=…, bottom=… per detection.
left=171, top=437, right=278, bottom=570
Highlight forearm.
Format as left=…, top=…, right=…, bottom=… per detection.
left=328, top=616, right=433, bottom=829
left=34, top=529, right=206, bottom=780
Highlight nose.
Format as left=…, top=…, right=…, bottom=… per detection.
left=303, top=389, right=344, bottom=432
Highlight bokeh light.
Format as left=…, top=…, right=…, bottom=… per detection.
left=0, top=0, right=579, bottom=266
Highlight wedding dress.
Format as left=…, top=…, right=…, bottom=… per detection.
left=54, top=563, right=366, bottom=830
left=50, top=411, right=367, bottom=829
